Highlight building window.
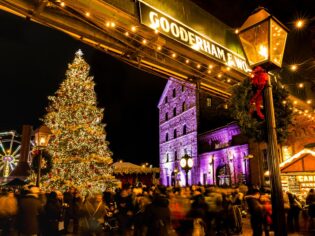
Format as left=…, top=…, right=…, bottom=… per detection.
left=183, top=125, right=187, bottom=135
left=173, top=107, right=176, bottom=117
left=165, top=112, right=168, bottom=121
left=206, top=97, right=212, bottom=107
left=182, top=102, right=186, bottom=112
left=182, top=85, right=185, bottom=92
left=174, top=129, right=177, bottom=138
left=165, top=96, right=168, bottom=104
left=173, top=88, right=176, bottom=98
left=175, top=151, right=178, bottom=160
left=166, top=153, right=169, bottom=163
left=165, top=133, right=169, bottom=142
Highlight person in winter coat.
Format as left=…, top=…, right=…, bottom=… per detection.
left=17, top=186, right=43, bottom=235
left=245, top=189, right=265, bottom=236
left=0, top=190, right=18, bottom=235
left=80, top=193, right=107, bottom=236
left=44, top=191, right=62, bottom=236
left=287, top=191, right=302, bottom=232
left=144, top=185, right=171, bottom=236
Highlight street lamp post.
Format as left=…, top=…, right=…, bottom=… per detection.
left=238, top=7, right=288, bottom=236
left=180, top=154, right=193, bottom=186
left=34, top=125, right=52, bottom=187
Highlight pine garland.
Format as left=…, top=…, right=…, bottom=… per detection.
left=31, top=150, right=53, bottom=176
left=229, top=78, right=293, bottom=143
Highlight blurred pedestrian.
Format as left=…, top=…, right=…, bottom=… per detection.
left=245, top=189, right=265, bottom=236
left=17, top=186, right=43, bottom=235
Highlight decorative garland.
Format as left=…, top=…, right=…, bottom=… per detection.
left=31, top=149, right=53, bottom=176
left=228, top=76, right=293, bottom=144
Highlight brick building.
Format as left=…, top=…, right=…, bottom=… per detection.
left=158, top=78, right=249, bottom=186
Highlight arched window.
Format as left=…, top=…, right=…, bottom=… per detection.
left=182, top=85, right=185, bottom=92
left=165, top=133, right=169, bottom=142
left=174, top=129, right=177, bottom=138
left=175, top=151, right=178, bottom=160
left=166, top=153, right=169, bottom=163
left=183, top=125, right=187, bottom=135
left=182, top=102, right=186, bottom=112
left=165, top=96, right=168, bottom=104
left=173, top=88, right=176, bottom=98
left=173, top=107, right=176, bottom=117
left=165, top=112, right=168, bottom=121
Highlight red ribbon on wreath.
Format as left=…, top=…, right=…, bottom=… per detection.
left=250, top=66, right=268, bottom=120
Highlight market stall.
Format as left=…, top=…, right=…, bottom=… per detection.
left=112, top=161, right=159, bottom=186
left=280, top=148, right=315, bottom=194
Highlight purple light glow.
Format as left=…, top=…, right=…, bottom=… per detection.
left=158, top=78, right=249, bottom=186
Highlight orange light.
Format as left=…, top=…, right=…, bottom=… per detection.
left=298, top=83, right=304, bottom=88
left=235, top=29, right=239, bottom=34
left=131, top=26, right=136, bottom=32
left=197, top=64, right=201, bottom=69
left=307, top=100, right=312, bottom=104
left=124, top=32, right=129, bottom=36
left=60, top=2, right=65, bottom=7
left=290, top=64, right=297, bottom=71
left=295, top=19, right=305, bottom=29
left=185, top=59, right=189, bottom=64
left=85, top=12, right=90, bottom=17
left=157, top=46, right=162, bottom=51
left=142, top=39, right=147, bottom=44
left=172, top=53, right=177, bottom=58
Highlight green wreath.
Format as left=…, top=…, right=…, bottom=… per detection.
left=31, top=150, right=53, bottom=176
left=228, top=78, right=293, bottom=144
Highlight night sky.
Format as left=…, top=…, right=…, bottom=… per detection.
left=0, top=0, right=314, bottom=166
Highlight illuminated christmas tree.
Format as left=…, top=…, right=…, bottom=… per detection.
left=42, top=50, right=114, bottom=193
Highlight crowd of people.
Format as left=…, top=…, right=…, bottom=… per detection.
left=0, top=183, right=315, bottom=236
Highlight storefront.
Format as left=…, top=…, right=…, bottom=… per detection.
left=280, top=148, right=315, bottom=195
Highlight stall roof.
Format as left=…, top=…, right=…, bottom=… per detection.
left=280, top=149, right=315, bottom=173
left=112, top=162, right=160, bottom=174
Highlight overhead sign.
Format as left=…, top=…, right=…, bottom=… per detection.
left=138, top=1, right=250, bottom=73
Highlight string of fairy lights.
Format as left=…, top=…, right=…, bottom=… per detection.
left=53, top=0, right=314, bottom=120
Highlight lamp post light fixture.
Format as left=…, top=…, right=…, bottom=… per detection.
left=180, top=154, right=193, bottom=186
left=34, top=125, right=52, bottom=187
left=238, top=7, right=288, bottom=236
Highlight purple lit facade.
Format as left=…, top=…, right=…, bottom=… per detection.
left=158, top=78, right=249, bottom=186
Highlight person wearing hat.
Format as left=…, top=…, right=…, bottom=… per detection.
left=17, top=186, right=43, bottom=235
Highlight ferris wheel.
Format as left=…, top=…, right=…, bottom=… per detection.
left=0, top=131, right=34, bottom=178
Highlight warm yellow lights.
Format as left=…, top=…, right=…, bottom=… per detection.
left=258, top=45, right=268, bottom=58
left=298, top=83, right=304, bottom=88
left=307, top=100, right=312, bottom=104
left=172, top=53, right=177, bottom=58
left=85, top=12, right=90, bottom=17
left=197, top=64, right=201, bottom=69
left=227, top=78, right=231, bottom=83
left=142, top=39, right=147, bottom=44
left=235, top=29, right=239, bottom=34
left=208, top=64, right=213, bottom=69
left=110, top=22, right=116, bottom=28
left=217, top=73, right=222, bottom=78
left=295, top=19, right=305, bottom=29
left=290, top=64, right=297, bottom=71
left=60, top=2, right=65, bottom=7
left=154, top=29, right=159, bottom=34
left=124, top=31, right=129, bottom=36
left=106, top=22, right=110, bottom=27
left=185, top=59, right=190, bottom=64
left=282, top=100, right=287, bottom=105
left=207, top=70, right=212, bottom=74
left=226, top=67, right=231, bottom=71
left=131, top=26, right=137, bottom=32
left=293, top=100, right=298, bottom=105
left=157, top=46, right=162, bottom=51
